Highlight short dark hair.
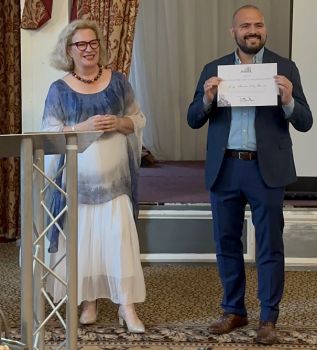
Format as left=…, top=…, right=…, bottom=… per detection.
left=232, top=5, right=263, bottom=25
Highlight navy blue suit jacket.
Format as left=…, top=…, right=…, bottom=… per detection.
left=187, top=48, right=313, bottom=190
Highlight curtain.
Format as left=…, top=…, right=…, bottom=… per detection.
left=71, top=0, right=139, bottom=76
left=0, top=0, right=21, bottom=240
left=21, top=0, right=53, bottom=29
left=129, top=0, right=291, bottom=160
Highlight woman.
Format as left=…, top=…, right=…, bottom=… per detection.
left=42, top=19, right=146, bottom=333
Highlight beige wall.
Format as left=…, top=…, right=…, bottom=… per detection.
left=21, top=0, right=70, bottom=132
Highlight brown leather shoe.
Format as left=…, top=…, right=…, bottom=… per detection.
left=256, top=321, right=277, bottom=345
left=209, top=313, right=248, bottom=334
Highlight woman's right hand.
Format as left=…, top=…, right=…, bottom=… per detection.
left=64, top=115, right=121, bottom=132
left=83, top=115, right=110, bottom=131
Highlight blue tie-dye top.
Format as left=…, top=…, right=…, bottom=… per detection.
left=42, top=71, right=143, bottom=130
left=41, top=71, right=145, bottom=252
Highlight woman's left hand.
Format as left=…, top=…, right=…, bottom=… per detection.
left=102, top=114, right=134, bottom=135
left=103, top=114, right=121, bottom=132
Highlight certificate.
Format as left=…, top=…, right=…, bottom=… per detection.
left=217, top=63, right=278, bottom=107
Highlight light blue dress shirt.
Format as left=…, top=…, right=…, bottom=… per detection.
left=227, top=48, right=263, bottom=151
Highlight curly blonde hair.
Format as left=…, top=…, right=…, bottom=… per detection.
left=50, top=19, right=108, bottom=72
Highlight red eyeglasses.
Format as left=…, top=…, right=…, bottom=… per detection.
left=69, top=39, right=100, bottom=51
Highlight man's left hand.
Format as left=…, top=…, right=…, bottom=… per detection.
left=274, top=75, right=293, bottom=105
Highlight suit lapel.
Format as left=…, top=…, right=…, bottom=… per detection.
left=262, top=48, right=276, bottom=63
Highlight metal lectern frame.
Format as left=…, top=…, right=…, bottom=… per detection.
left=0, top=131, right=102, bottom=350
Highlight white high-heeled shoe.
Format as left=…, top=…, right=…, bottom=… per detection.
left=118, top=305, right=145, bottom=333
left=79, top=300, right=98, bottom=325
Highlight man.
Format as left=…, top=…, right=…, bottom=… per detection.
left=187, top=5, right=313, bottom=345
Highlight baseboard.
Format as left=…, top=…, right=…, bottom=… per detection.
left=137, top=204, right=317, bottom=268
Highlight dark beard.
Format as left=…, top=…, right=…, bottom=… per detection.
left=235, top=34, right=266, bottom=55
left=237, top=42, right=264, bottom=55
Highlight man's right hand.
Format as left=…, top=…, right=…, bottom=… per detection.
left=203, top=77, right=221, bottom=105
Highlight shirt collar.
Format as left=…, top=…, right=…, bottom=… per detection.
left=234, top=47, right=265, bottom=64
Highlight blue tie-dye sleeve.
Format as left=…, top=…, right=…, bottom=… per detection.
left=41, top=81, right=67, bottom=252
left=41, top=81, right=65, bottom=132
left=116, top=73, right=146, bottom=219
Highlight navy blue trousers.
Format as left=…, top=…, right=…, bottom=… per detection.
left=210, top=156, right=285, bottom=322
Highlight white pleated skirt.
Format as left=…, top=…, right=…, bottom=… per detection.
left=46, top=194, right=146, bottom=305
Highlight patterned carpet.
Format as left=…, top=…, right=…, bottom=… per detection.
left=1, top=242, right=317, bottom=349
